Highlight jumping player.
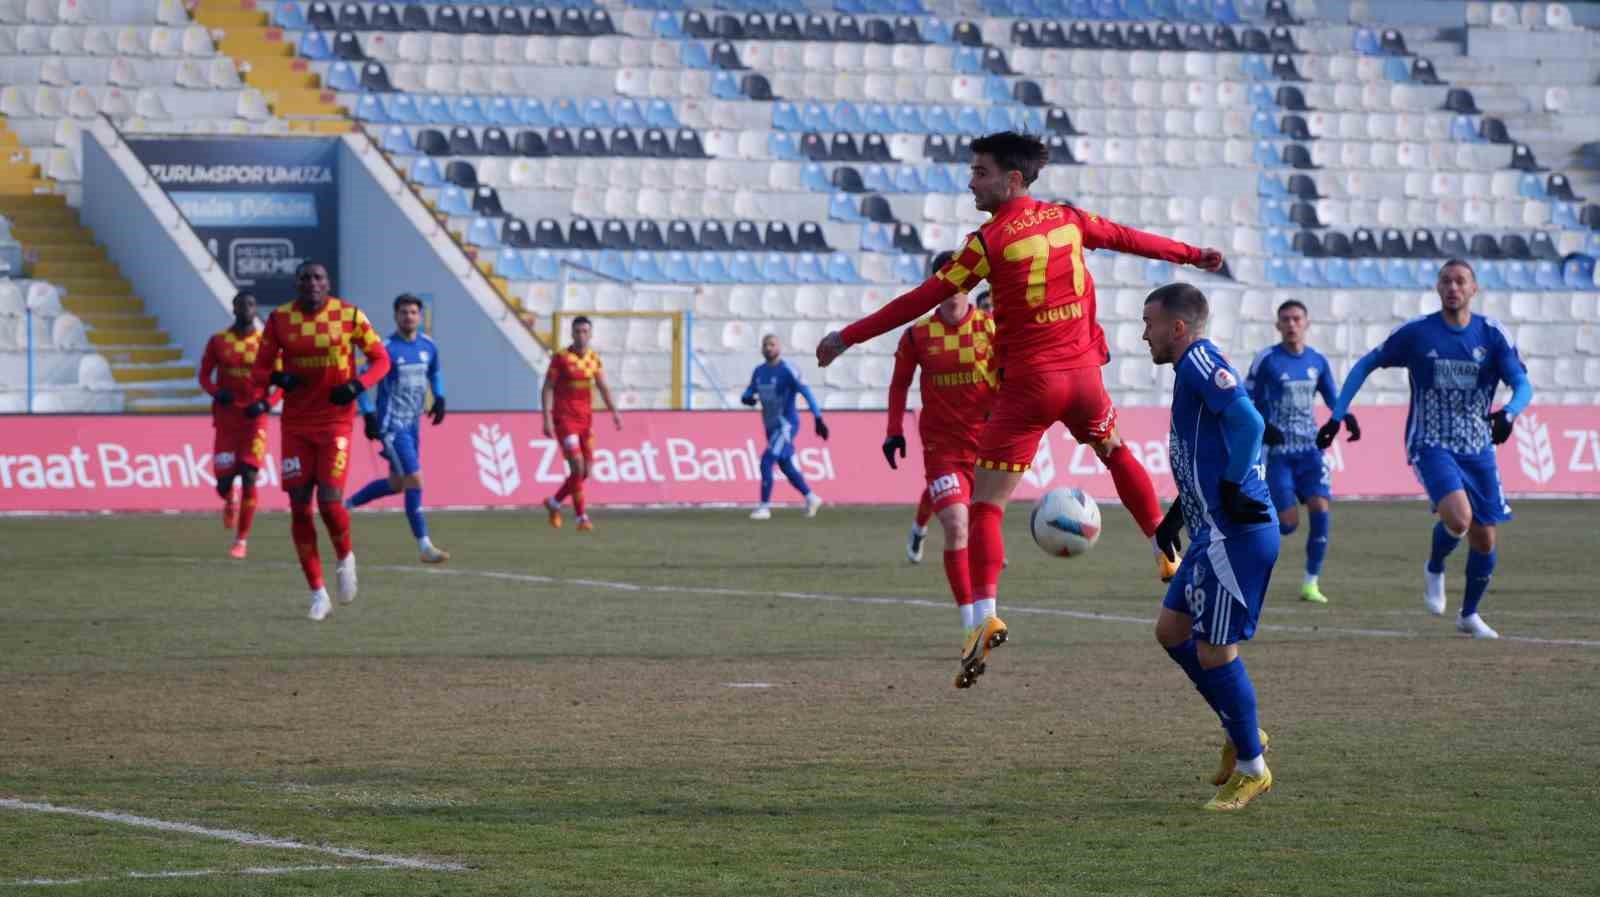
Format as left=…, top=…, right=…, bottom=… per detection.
left=542, top=316, right=622, bottom=532
left=1320, top=260, right=1532, bottom=639
left=742, top=333, right=827, bottom=519
left=251, top=262, right=390, bottom=622
left=197, top=290, right=278, bottom=560
left=1145, top=282, right=1279, bottom=812
left=349, top=293, right=449, bottom=564
left=881, top=272, right=997, bottom=662
left=1245, top=300, right=1356, bottom=604
left=818, top=131, right=1224, bottom=687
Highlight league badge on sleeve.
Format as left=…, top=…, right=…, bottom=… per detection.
left=1214, top=367, right=1238, bottom=390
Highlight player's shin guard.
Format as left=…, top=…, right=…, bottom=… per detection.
left=1198, top=659, right=1264, bottom=763
left=1428, top=520, right=1463, bottom=573
left=290, top=502, right=323, bottom=589
left=943, top=548, right=973, bottom=607
left=968, top=501, right=1005, bottom=601
left=237, top=479, right=258, bottom=540
left=1104, top=444, right=1163, bottom=537
left=1164, top=639, right=1222, bottom=715
left=915, top=492, right=934, bottom=528
left=404, top=487, right=427, bottom=539
left=1306, top=510, right=1330, bottom=577
left=349, top=477, right=396, bottom=508
left=319, top=500, right=353, bottom=560
left=759, top=452, right=777, bottom=503
left=1462, top=548, right=1495, bottom=618
left=777, top=457, right=810, bottom=496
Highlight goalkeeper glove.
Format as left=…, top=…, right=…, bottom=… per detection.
left=213, top=388, right=234, bottom=406
left=1262, top=423, right=1285, bottom=446
left=363, top=413, right=381, bottom=440
left=1486, top=409, right=1514, bottom=445
left=269, top=371, right=303, bottom=391
left=429, top=396, right=446, bottom=426
left=1343, top=411, right=1361, bottom=442
left=740, top=394, right=757, bottom=407
left=243, top=400, right=269, bottom=419
left=1219, top=480, right=1272, bottom=525
left=814, top=417, right=829, bottom=440
left=1315, top=418, right=1342, bottom=450
left=882, top=434, right=906, bottom=469
left=329, top=379, right=365, bottom=406
left=1154, top=501, right=1185, bottom=577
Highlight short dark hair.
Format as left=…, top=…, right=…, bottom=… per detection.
left=233, top=290, right=256, bottom=304
left=1276, top=299, right=1308, bottom=317
left=969, top=131, right=1048, bottom=187
left=393, top=293, right=423, bottom=312
left=571, top=315, right=592, bottom=329
left=930, top=250, right=956, bottom=276
left=295, top=261, right=324, bottom=277
left=1440, top=258, right=1476, bottom=279
left=1144, top=282, right=1209, bottom=330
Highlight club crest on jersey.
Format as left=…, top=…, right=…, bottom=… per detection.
left=1472, top=346, right=1487, bottom=362
left=1213, top=367, right=1238, bottom=390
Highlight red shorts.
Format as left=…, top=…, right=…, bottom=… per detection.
left=977, top=368, right=1117, bottom=472
left=213, top=411, right=268, bottom=476
left=280, top=422, right=353, bottom=492
left=924, top=459, right=975, bottom=515
left=555, top=420, right=594, bottom=462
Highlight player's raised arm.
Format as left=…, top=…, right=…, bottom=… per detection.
left=593, top=368, right=622, bottom=430
left=882, top=331, right=917, bottom=468
left=1079, top=210, right=1225, bottom=271
left=817, top=259, right=968, bottom=367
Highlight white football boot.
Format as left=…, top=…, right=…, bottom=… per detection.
left=906, top=525, right=926, bottom=564
left=336, top=554, right=358, bottom=605
left=805, top=493, right=824, bottom=518
left=308, top=587, right=333, bottom=622
left=1423, top=566, right=1446, bottom=616
left=1456, top=613, right=1500, bottom=639
left=749, top=505, right=772, bottom=520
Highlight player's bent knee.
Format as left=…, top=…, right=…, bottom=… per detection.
left=1195, top=641, right=1238, bottom=670
left=316, top=485, right=343, bottom=504
left=403, top=473, right=423, bottom=490
left=1278, top=520, right=1298, bottom=536
left=238, top=464, right=257, bottom=484
left=1154, top=608, right=1191, bottom=647
left=1090, top=433, right=1123, bottom=459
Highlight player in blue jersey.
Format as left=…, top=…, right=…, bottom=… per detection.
left=1245, top=300, right=1357, bottom=605
left=349, top=294, right=450, bottom=564
left=1144, top=283, right=1280, bottom=812
left=1320, top=260, right=1532, bottom=639
left=741, top=333, right=828, bottom=520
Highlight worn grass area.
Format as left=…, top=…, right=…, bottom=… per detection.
left=1, top=501, right=1597, bottom=896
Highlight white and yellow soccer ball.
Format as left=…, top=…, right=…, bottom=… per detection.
left=1029, top=486, right=1103, bottom=558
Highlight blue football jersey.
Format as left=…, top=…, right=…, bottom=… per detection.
left=742, top=360, right=818, bottom=434
left=1370, top=313, right=1523, bottom=457
left=362, top=332, right=443, bottom=432
left=1245, top=343, right=1338, bottom=456
left=1170, top=339, right=1276, bottom=546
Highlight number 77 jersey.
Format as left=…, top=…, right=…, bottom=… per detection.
left=937, top=198, right=1206, bottom=378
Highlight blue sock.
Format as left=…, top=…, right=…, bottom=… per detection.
left=1163, top=639, right=1221, bottom=714
left=1462, top=549, right=1495, bottom=618
left=349, top=477, right=396, bottom=509
left=777, top=457, right=810, bottom=496
left=1306, top=510, right=1330, bottom=577
left=1427, top=521, right=1462, bottom=574
left=759, top=453, right=776, bottom=503
left=1197, top=659, right=1263, bottom=763
left=404, top=487, right=427, bottom=540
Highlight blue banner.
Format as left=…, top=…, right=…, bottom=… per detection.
left=127, top=137, right=340, bottom=290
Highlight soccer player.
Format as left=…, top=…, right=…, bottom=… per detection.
left=817, top=131, right=1224, bottom=687
left=741, top=333, right=827, bottom=519
left=251, top=262, right=391, bottom=622
left=349, top=293, right=449, bottom=564
left=903, top=250, right=958, bottom=564
left=542, top=316, right=622, bottom=532
left=1144, top=283, right=1280, bottom=812
left=881, top=272, right=996, bottom=661
left=1244, top=300, right=1356, bottom=604
left=197, top=290, right=278, bottom=560
left=1319, top=259, right=1532, bottom=639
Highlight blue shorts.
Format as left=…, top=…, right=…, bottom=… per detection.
left=1161, top=527, right=1280, bottom=646
left=1266, top=450, right=1330, bottom=510
left=1409, top=447, right=1512, bottom=526
left=380, top=427, right=422, bottom=477
left=763, top=420, right=797, bottom=461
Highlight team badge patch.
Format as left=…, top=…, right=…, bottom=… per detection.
left=1213, top=367, right=1238, bottom=390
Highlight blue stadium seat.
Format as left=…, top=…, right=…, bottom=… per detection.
left=1257, top=173, right=1287, bottom=197
left=696, top=253, right=732, bottom=283
left=770, top=132, right=803, bottom=161
left=1211, top=0, right=1241, bottom=24
left=925, top=165, right=960, bottom=194
left=1265, top=257, right=1294, bottom=286
left=892, top=104, right=926, bottom=134
left=583, top=98, right=617, bottom=128
left=1502, top=261, right=1535, bottom=291
left=681, top=41, right=714, bottom=69
left=644, top=99, right=679, bottom=130
left=1150, top=0, right=1179, bottom=17
left=408, top=155, right=443, bottom=185
left=952, top=47, right=983, bottom=74
left=495, top=248, right=531, bottom=280
left=1248, top=84, right=1277, bottom=109
left=653, top=10, right=685, bottom=38
left=1253, top=140, right=1282, bottom=168
left=354, top=94, right=387, bottom=122
left=832, top=101, right=863, bottom=133
left=982, top=106, right=1015, bottom=133
left=861, top=103, right=894, bottom=134
left=298, top=30, right=333, bottom=60
left=1259, top=200, right=1292, bottom=227
left=1017, top=108, right=1046, bottom=133
left=1263, top=228, right=1293, bottom=256
left=614, top=99, right=646, bottom=130
left=482, top=97, right=516, bottom=126
left=711, top=71, right=743, bottom=100
left=324, top=61, right=360, bottom=92
left=1551, top=201, right=1582, bottom=230
left=860, top=222, right=894, bottom=252
left=1352, top=27, right=1379, bottom=55
left=384, top=93, right=422, bottom=123
left=1383, top=57, right=1411, bottom=82
left=420, top=96, right=451, bottom=125
left=1518, top=173, right=1547, bottom=200
left=466, top=217, right=502, bottom=249
left=1144, top=258, right=1174, bottom=284
left=892, top=253, right=926, bottom=283
left=660, top=252, right=696, bottom=283
left=982, top=76, right=1011, bottom=106
left=1475, top=260, right=1506, bottom=291
left=894, top=165, right=926, bottom=193
left=1352, top=258, right=1382, bottom=287
left=1121, top=0, right=1153, bottom=19
left=862, top=164, right=894, bottom=193
left=1450, top=115, right=1482, bottom=144
left=629, top=252, right=664, bottom=282
left=921, top=16, right=952, bottom=43
left=516, top=98, right=553, bottom=128
left=273, top=1, right=307, bottom=28
left=829, top=192, right=867, bottom=222
left=1250, top=110, right=1281, bottom=138
left=728, top=252, right=761, bottom=282
left=527, top=250, right=561, bottom=280
left=794, top=253, right=827, bottom=283
left=924, top=106, right=958, bottom=135
left=772, top=102, right=803, bottom=132
left=761, top=252, right=795, bottom=282
left=1322, top=257, right=1354, bottom=287
left=1242, top=54, right=1272, bottom=80
left=550, top=97, right=583, bottom=128
left=453, top=96, right=487, bottom=125
left=1380, top=258, right=1417, bottom=288
left=955, top=107, right=986, bottom=135
left=1292, top=258, right=1325, bottom=287
left=380, top=126, right=416, bottom=155
left=585, top=251, right=624, bottom=281
left=438, top=185, right=474, bottom=216
left=1563, top=256, right=1596, bottom=290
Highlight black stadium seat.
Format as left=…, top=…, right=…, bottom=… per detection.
left=1011, top=21, right=1038, bottom=47
left=952, top=135, right=976, bottom=163
left=500, top=218, right=532, bottom=248
left=545, top=127, right=576, bottom=156
left=1322, top=230, right=1353, bottom=257
left=1350, top=227, right=1379, bottom=257
left=923, top=134, right=954, bottom=163
left=802, top=13, right=830, bottom=40
left=682, top=10, right=712, bottom=38
left=796, top=222, right=831, bottom=252
left=1281, top=144, right=1316, bottom=169
left=635, top=220, right=666, bottom=252
left=1442, top=88, right=1480, bottom=114
left=1211, top=25, right=1239, bottom=51
left=769, top=12, right=799, bottom=39
left=370, top=3, right=401, bottom=30
left=829, top=132, right=861, bottom=162
left=698, top=220, right=731, bottom=252
left=307, top=1, right=336, bottom=29
left=465, top=6, right=496, bottom=34
left=1066, top=22, right=1096, bottom=48
left=1411, top=58, right=1442, bottom=84
left=359, top=61, right=393, bottom=92
left=1410, top=228, right=1441, bottom=258
left=1438, top=229, right=1468, bottom=257
left=433, top=5, right=463, bottom=33
left=1183, top=24, right=1212, bottom=50
left=1528, top=231, right=1560, bottom=260
left=1469, top=234, right=1502, bottom=259
left=673, top=129, right=707, bottom=158
left=600, top=219, right=632, bottom=250
left=1240, top=27, right=1270, bottom=52
left=532, top=219, right=564, bottom=248
left=1286, top=174, right=1321, bottom=198
left=1264, top=0, right=1300, bottom=25
left=415, top=129, right=448, bottom=156
left=640, top=128, right=672, bottom=158
left=732, top=220, right=763, bottom=250
left=448, top=126, right=478, bottom=155
left=982, top=48, right=1013, bottom=75
left=1096, top=23, right=1125, bottom=48
left=861, top=194, right=895, bottom=223
left=743, top=13, right=771, bottom=40
left=1380, top=28, right=1408, bottom=54
left=711, top=41, right=745, bottom=69
left=831, top=166, right=864, bottom=192
left=1292, top=231, right=1323, bottom=257
left=575, top=128, right=607, bottom=156
left=714, top=14, right=743, bottom=39
left=1547, top=174, right=1581, bottom=202
left=1126, top=23, right=1154, bottom=49
left=1280, top=115, right=1312, bottom=141
left=765, top=222, right=796, bottom=252
left=1269, top=25, right=1298, bottom=52
left=1038, top=21, right=1066, bottom=47
left=1045, top=135, right=1078, bottom=165
left=609, top=128, right=640, bottom=156
left=443, top=160, right=476, bottom=188
left=893, top=222, right=923, bottom=253
left=1276, top=85, right=1309, bottom=111
left=861, top=133, right=894, bottom=163
left=471, top=186, right=503, bottom=217
left=893, top=16, right=924, bottom=43
left=587, top=9, right=615, bottom=35
left=1510, top=143, right=1544, bottom=171
left=1154, top=23, right=1182, bottom=50
left=665, top=220, right=698, bottom=251
left=864, top=18, right=894, bottom=44
left=1272, top=54, right=1306, bottom=81
left=514, top=130, right=547, bottom=157
left=336, top=2, right=366, bottom=29
left=951, top=20, right=981, bottom=46
left=1288, top=201, right=1323, bottom=228
left=399, top=3, right=430, bottom=30
left=1380, top=229, right=1409, bottom=256
left=1013, top=80, right=1046, bottom=107
left=1500, top=234, right=1532, bottom=260
left=480, top=127, right=511, bottom=155
left=494, top=7, right=525, bottom=34
left=741, top=74, right=774, bottom=101
left=568, top=219, right=600, bottom=251
left=333, top=32, right=364, bottom=60
left=834, top=14, right=863, bottom=41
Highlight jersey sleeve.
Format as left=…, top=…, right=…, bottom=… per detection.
left=1185, top=345, right=1250, bottom=415
left=1314, top=350, right=1339, bottom=407
left=787, top=362, right=821, bottom=413
left=427, top=338, right=445, bottom=398
left=885, top=329, right=917, bottom=437
left=1243, top=347, right=1271, bottom=410
left=840, top=275, right=959, bottom=347
left=351, top=310, right=391, bottom=388
left=198, top=336, right=220, bottom=396
left=1485, top=319, right=1525, bottom=381
left=250, top=315, right=282, bottom=388
left=933, top=232, right=990, bottom=293
left=1076, top=208, right=1205, bottom=264
left=1370, top=320, right=1415, bottom=368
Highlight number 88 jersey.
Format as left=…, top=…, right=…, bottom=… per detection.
left=933, top=197, right=1205, bottom=379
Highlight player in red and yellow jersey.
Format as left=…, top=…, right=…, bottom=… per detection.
left=882, top=280, right=997, bottom=654
left=198, top=291, right=280, bottom=560
left=542, top=316, right=622, bottom=532
left=819, top=131, right=1224, bottom=687
left=251, top=262, right=391, bottom=621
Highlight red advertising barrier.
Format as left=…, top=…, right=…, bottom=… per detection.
left=1, top=407, right=1597, bottom=513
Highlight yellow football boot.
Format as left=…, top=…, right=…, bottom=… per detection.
left=1212, top=729, right=1271, bottom=786
left=1204, top=766, right=1273, bottom=811
left=954, top=615, right=1008, bottom=689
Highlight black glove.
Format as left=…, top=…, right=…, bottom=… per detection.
left=429, top=396, right=446, bottom=426
left=1154, top=501, right=1185, bottom=574
left=363, top=412, right=381, bottom=440
left=270, top=370, right=303, bottom=391
left=243, top=400, right=269, bottom=419
left=1343, top=412, right=1361, bottom=442
left=213, top=388, right=234, bottom=406
left=1315, top=418, right=1342, bottom=450
left=1219, top=480, right=1272, bottom=525
left=1262, top=423, right=1285, bottom=446
left=740, top=394, right=757, bottom=407
left=1486, top=409, right=1514, bottom=445
left=329, top=379, right=365, bottom=406
left=814, top=417, right=829, bottom=440
left=882, top=434, right=906, bottom=469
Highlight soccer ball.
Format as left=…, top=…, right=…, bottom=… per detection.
left=1029, top=487, right=1102, bottom=558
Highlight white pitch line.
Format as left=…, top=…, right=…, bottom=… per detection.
left=2, top=864, right=388, bottom=888
left=0, top=799, right=465, bottom=873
